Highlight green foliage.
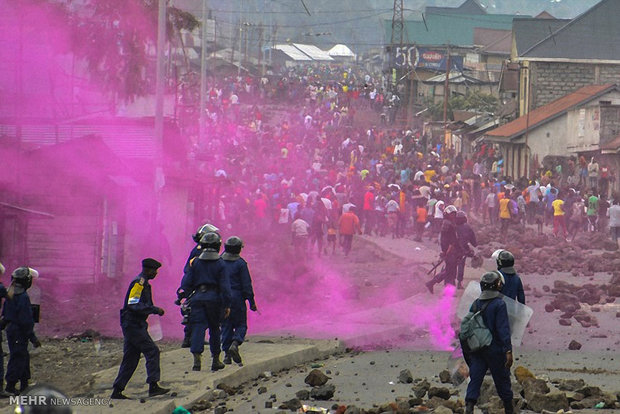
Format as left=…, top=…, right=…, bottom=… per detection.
left=69, top=0, right=199, bottom=102
left=425, top=90, right=499, bottom=121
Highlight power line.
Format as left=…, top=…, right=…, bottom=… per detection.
left=214, top=10, right=388, bottom=29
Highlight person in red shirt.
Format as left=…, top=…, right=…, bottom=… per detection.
left=338, top=206, right=361, bottom=257
left=362, top=187, right=375, bottom=235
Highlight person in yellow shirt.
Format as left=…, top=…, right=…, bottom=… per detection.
left=424, top=166, right=436, bottom=183
left=551, top=194, right=567, bottom=239
left=498, top=196, right=512, bottom=237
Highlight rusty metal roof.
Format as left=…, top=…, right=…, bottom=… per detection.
left=486, top=84, right=617, bottom=140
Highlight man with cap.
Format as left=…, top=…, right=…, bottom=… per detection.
left=179, top=233, right=231, bottom=372
left=220, top=236, right=257, bottom=365
left=462, top=271, right=513, bottom=414
left=111, top=258, right=169, bottom=399
left=495, top=250, right=525, bottom=304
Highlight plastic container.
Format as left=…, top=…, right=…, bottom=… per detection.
left=148, top=316, right=163, bottom=341
left=457, top=281, right=533, bottom=346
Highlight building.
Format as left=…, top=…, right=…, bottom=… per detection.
left=511, top=0, right=620, bottom=116
left=483, top=84, right=620, bottom=189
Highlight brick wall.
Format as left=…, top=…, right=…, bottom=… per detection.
left=531, top=62, right=596, bottom=109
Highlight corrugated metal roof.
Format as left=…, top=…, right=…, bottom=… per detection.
left=486, top=84, right=617, bottom=140
left=474, top=28, right=511, bottom=55
left=384, top=13, right=524, bottom=47
left=512, top=18, right=572, bottom=57
left=272, top=44, right=312, bottom=61
left=292, top=44, right=334, bottom=61
left=521, top=0, right=620, bottom=60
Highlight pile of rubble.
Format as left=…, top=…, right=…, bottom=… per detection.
left=474, top=224, right=620, bottom=275
left=239, top=367, right=619, bottom=414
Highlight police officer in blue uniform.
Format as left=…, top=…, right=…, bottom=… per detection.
left=463, top=271, right=514, bottom=414
left=111, top=258, right=169, bottom=399
left=426, top=205, right=462, bottom=293
left=455, top=211, right=478, bottom=289
left=178, top=224, right=221, bottom=348
left=496, top=250, right=525, bottom=304
left=0, top=263, right=11, bottom=397
left=2, top=267, right=41, bottom=395
left=221, top=237, right=257, bottom=365
left=179, top=233, right=231, bottom=372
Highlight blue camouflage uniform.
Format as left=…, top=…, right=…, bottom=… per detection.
left=181, top=256, right=231, bottom=356
left=112, top=275, right=161, bottom=392
left=221, top=256, right=256, bottom=353
left=3, top=290, right=38, bottom=388
left=465, top=296, right=513, bottom=405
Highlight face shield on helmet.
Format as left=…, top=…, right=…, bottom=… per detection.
left=192, top=223, right=220, bottom=243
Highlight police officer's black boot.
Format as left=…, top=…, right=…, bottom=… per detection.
left=229, top=340, right=242, bottom=364
left=0, top=381, right=11, bottom=398
left=110, top=387, right=130, bottom=399
left=5, top=382, right=18, bottom=396
left=503, top=399, right=514, bottom=414
left=148, top=382, right=170, bottom=397
left=223, top=352, right=232, bottom=365
left=192, top=353, right=201, bottom=371
left=465, top=400, right=475, bottom=414
left=19, top=380, right=28, bottom=393
left=211, top=353, right=225, bottom=371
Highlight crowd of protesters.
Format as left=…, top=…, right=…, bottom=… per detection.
left=177, top=63, right=620, bottom=255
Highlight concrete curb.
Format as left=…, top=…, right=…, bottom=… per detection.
left=79, top=338, right=344, bottom=414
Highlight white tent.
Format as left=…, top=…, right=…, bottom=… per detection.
left=327, top=44, right=356, bottom=59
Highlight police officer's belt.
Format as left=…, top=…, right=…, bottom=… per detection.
left=197, top=284, right=217, bottom=293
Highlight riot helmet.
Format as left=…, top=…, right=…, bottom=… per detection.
left=199, top=232, right=222, bottom=251
left=224, top=236, right=243, bottom=254
left=222, top=236, right=244, bottom=261
left=444, top=204, right=457, bottom=221
left=11, top=267, right=34, bottom=292
left=480, top=270, right=503, bottom=293
left=192, top=223, right=220, bottom=243
left=496, top=250, right=516, bottom=274
left=455, top=210, right=467, bottom=225
left=198, top=232, right=222, bottom=260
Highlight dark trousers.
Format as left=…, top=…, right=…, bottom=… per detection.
left=342, top=234, right=353, bottom=256
left=429, top=257, right=458, bottom=286
left=5, top=327, right=30, bottom=384
left=113, top=322, right=160, bottom=391
left=465, top=350, right=513, bottom=403
left=457, top=256, right=466, bottom=283
left=221, top=295, right=248, bottom=352
left=0, top=332, right=5, bottom=384
left=189, top=300, right=222, bottom=356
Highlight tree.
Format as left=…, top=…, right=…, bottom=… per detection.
left=425, top=90, right=499, bottom=121
left=69, top=0, right=199, bottom=102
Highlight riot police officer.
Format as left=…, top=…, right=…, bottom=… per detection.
left=463, top=271, right=513, bottom=414
left=2, top=267, right=41, bottom=395
left=221, top=237, right=257, bottom=365
left=496, top=250, right=525, bottom=304
left=111, top=258, right=169, bottom=399
left=455, top=211, right=478, bottom=289
left=179, top=223, right=221, bottom=348
left=179, top=233, right=231, bottom=371
left=426, top=205, right=462, bottom=292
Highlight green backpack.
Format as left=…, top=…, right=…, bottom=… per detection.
left=459, top=299, right=493, bottom=353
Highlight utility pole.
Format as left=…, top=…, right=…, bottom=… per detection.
left=390, top=0, right=404, bottom=88
left=443, top=45, right=451, bottom=149
left=199, top=0, right=208, bottom=147
left=154, top=0, right=166, bottom=153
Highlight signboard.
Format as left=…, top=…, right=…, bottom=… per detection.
left=392, top=45, right=463, bottom=72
